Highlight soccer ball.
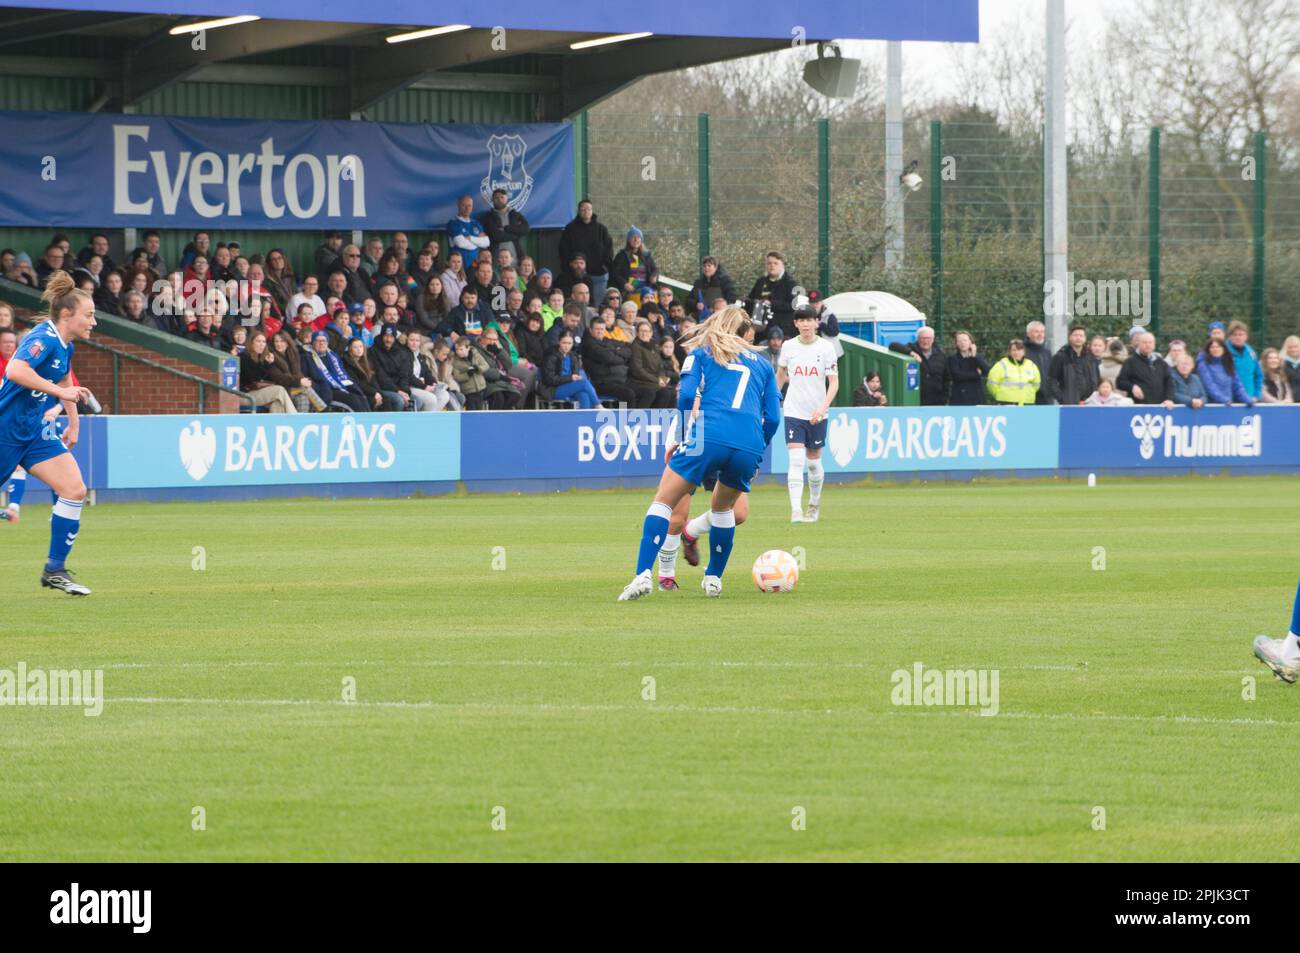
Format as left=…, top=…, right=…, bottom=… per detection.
left=752, top=550, right=799, bottom=593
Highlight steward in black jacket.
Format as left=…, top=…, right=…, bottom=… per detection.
left=1117, top=346, right=1173, bottom=404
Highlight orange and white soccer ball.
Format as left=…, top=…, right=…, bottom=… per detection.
left=752, top=549, right=799, bottom=593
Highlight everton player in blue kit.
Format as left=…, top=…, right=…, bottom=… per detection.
left=619, top=306, right=782, bottom=600
left=0, top=271, right=98, bottom=595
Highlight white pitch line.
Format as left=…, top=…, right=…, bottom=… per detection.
left=86, top=660, right=1098, bottom=672
left=102, top=696, right=1300, bottom=727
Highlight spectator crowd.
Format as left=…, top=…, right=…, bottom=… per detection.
left=0, top=195, right=845, bottom=414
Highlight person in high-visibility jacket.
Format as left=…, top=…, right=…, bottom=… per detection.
left=986, top=339, right=1041, bottom=405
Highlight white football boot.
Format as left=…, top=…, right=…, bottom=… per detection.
left=1253, top=635, right=1300, bottom=684
left=790, top=508, right=803, bottom=524
left=701, top=575, right=722, bottom=598
left=617, top=569, right=654, bottom=602
left=803, top=504, right=820, bottom=523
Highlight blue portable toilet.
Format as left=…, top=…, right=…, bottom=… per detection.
left=822, top=291, right=926, bottom=348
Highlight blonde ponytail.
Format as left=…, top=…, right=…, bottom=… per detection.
left=40, top=269, right=91, bottom=321
left=680, top=305, right=755, bottom=366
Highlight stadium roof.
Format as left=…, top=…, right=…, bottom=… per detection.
left=0, top=2, right=978, bottom=117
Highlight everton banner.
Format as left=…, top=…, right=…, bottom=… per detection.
left=0, top=111, right=574, bottom=230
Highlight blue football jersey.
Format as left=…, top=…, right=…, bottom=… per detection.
left=0, top=321, right=74, bottom=443
left=678, top=346, right=782, bottom=455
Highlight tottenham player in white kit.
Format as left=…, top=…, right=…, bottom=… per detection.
left=776, top=304, right=838, bottom=522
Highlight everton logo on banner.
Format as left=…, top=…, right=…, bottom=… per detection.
left=481, top=134, right=533, bottom=209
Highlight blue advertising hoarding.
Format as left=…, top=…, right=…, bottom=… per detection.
left=105, top=413, right=459, bottom=488
left=1058, top=406, right=1300, bottom=469
left=0, top=112, right=574, bottom=230
left=770, top=406, right=1061, bottom=474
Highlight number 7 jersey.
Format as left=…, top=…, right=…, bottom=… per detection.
left=678, top=346, right=783, bottom=455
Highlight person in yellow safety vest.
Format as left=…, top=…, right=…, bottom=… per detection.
left=986, top=339, right=1041, bottom=405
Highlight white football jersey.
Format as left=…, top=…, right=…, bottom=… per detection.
left=778, top=336, right=838, bottom=420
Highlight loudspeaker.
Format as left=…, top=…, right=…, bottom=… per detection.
left=803, top=47, right=861, bottom=99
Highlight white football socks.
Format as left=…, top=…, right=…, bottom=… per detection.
left=685, top=511, right=711, bottom=539
left=658, top=533, right=681, bottom=577
left=807, top=456, right=825, bottom=507
left=787, top=446, right=806, bottom=511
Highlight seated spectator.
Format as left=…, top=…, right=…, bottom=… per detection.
left=186, top=308, right=222, bottom=348
left=2, top=250, right=38, bottom=288
left=581, top=317, right=636, bottom=406
left=528, top=267, right=555, bottom=302
left=35, top=244, right=67, bottom=287
left=1117, top=331, right=1174, bottom=407
left=542, top=332, right=601, bottom=408
left=674, top=317, right=698, bottom=365
left=1226, top=320, right=1262, bottom=400
left=326, top=269, right=362, bottom=307
left=404, top=330, right=452, bottom=411
left=429, top=339, right=465, bottom=411
left=358, top=237, right=385, bottom=279
left=451, top=335, right=493, bottom=410
left=569, top=282, right=598, bottom=326
left=611, top=227, right=659, bottom=305
left=370, top=324, right=421, bottom=411
left=408, top=247, right=437, bottom=291
left=556, top=252, right=591, bottom=297
left=1260, top=348, right=1294, bottom=403
left=986, top=339, right=1041, bottom=405
left=598, top=305, right=629, bottom=343
left=413, top=275, right=448, bottom=337
left=348, top=302, right=374, bottom=348
left=853, top=371, right=889, bottom=406
left=0, top=302, right=13, bottom=332
left=473, top=329, right=524, bottom=409
left=1098, top=337, right=1127, bottom=391
left=341, top=337, right=388, bottom=411
left=514, top=310, right=547, bottom=369
left=468, top=258, right=497, bottom=304
left=616, top=301, right=640, bottom=340
left=657, top=335, right=680, bottom=394
left=226, top=324, right=249, bottom=356
left=483, top=316, right=537, bottom=399
left=240, top=331, right=297, bottom=414
left=0, top=328, right=16, bottom=378
left=94, top=271, right=125, bottom=316
left=1170, top=352, right=1207, bottom=409
left=664, top=301, right=686, bottom=337
left=303, top=330, right=368, bottom=412
left=1284, top=335, right=1300, bottom=395
left=1197, top=337, right=1254, bottom=405
left=629, top=320, right=676, bottom=408
left=178, top=231, right=210, bottom=270
left=369, top=250, right=410, bottom=297
left=1084, top=379, right=1133, bottom=406
left=286, top=274, right=326, bottom=323
left=271, top=329, right=326, bottom=412
left=442, top=286, right=487, bottom=340
left=946, top=331, right=989, bottom=405
left=210, top=244, right=234, bottom=281
left=516, top=255, right=537, bottom=291
left=760, top=326, right=784, bottom=371
left=545, top=304, right=585, bottom=351
left=440, top=251, right=467, bottom=312
left=129, top=229, right=166, bottom=275
left=540, top=288, right=566, bottom=330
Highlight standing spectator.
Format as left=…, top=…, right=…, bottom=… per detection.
left=390, top=233, right=414, bottom=273
left=744, top=251, right=798, bottom=337
left=1022, top=322, right=1054, bottom=403
left=610, top=227, right=659, bottom=304
left=240, top=331, right=297, bottom=414
left=889, top=326, right=948, bottom=406
left=342, top=336, right=389, bottom=411
left=689, top=257, right=738, bottom=316
left=581, top=317, right=636, bottom=406
left=1164, top=339, right=1187, bottom=369
left=303, top=331, right=368, bottom=411
left=1170, top=353, right=1207, bottom=408
left=986, top=339, right=1041, bottom=405
left=946, top=331, right=989, bottom=405
left=853, top=371, right=888, bottom=407
left=447, top=195, right=490, bottom=268
left=1196, top=337, right=1255, bottom=405
left=1260, top=348, right=1294, bottom=403
left=1098, top=338, right=1128, bottom=392
left=542, top=332, right=601, bottom=408
left=1083, top=379, right=1133, bottom=406
left=1225, top=320, right=1262, bottom=400
left=1207, top=320, right=1227, bottom=344
left=558, top=199, right=614, bottom=300
left=1283, top=335, right=1300, bottom=395
left=629, top=320, right=676, bottom=408
left=130, top=230, right=166, bottom=274
left=1117, top=331, right=1174, bottom=407
left=1048, top=324, right=1100, bottom=405
left=314, top=231, right=344, bottom=282
left=480, top=187, right=530, bottom=263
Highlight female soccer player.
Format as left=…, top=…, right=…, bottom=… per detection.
left=776, top=303, right=838, bottom=523
left=0, top=270, right=97, bottom=595
left=619, top=307, right=781, bottom=601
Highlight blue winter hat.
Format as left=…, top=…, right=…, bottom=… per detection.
left=537, top=268, right=553, bottom=278
left=380, top=324, right=397, bottom=336
left=1208, top=320, right=1225, bottom=332
left=311, top=330, right=330, bottom=343
left=627, top=226, right=643, bottom=241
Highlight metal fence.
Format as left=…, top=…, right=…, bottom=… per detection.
left=584, top=113, right=1300, bottom=352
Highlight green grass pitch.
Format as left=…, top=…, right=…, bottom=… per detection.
left=1, top=476, right=1298, bottom=861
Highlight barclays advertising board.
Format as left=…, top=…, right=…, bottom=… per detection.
left=106, top=413, right=460, bottom=488
left=1058, top=406, right=1300, bottom=469
left=769, top=406, right=1060, bottom=474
